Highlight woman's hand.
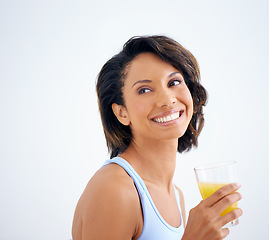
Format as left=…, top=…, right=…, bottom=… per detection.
left=182, top=183, right=243, bottom=240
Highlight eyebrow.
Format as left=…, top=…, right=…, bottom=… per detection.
left=132, top=79, right=152, bottom=88
left=131, top=71, right=182, bottom=88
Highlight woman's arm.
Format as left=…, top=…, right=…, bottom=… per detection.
left=182, top=183, right=243, bottom=240
left=72, top=165, right=142, bottom=240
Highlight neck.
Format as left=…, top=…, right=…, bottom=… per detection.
left=120, top=137, right=178, bottom=191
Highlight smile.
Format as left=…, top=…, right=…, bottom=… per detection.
left=152, top=111, right=183, bottom=123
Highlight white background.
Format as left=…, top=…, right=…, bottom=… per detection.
left=0, top=0, right=268, bottom=239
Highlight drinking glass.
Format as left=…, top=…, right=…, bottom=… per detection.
left=194, top=161, right=239, bottom=227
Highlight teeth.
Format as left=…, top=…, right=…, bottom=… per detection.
left=154, top=112, right=181, bottom=123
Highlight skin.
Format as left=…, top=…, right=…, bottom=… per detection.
left=72, top=53, right=243, bottom=240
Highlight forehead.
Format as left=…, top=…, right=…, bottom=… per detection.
left=124, top=52, right=180, bottom=83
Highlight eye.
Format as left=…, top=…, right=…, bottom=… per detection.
left=168, top=79, right=182, bottom=87
left=138, top=87, right=151, bottom=95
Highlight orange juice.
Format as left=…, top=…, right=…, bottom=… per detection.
left=198, top=182, right=238, bottom=216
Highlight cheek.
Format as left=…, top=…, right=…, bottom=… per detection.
left=187, top=92, right=194, bottom=114
left=181, top=88, right=194, bottom=113
left=127, top=98, right=151, bottom=121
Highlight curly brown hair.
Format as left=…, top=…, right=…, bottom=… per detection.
left=96, top=35, right=207, bottom=158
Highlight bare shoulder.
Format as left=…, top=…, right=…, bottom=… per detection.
left=79, top=163, right=138, bottom=207
left=174, top=184, right=186, bottom=228
left=72, top=163, right=142, bottom=240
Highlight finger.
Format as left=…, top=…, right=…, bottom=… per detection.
left=219, top=208, right=243, bottom=227
left=203, top=183, right=241, bottom=207
left=213, top=191, right=242, bottom=215
left=219, top=228, right=230, bottom=239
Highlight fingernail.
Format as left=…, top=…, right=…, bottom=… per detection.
left=235, top=183, right=241, bottom=188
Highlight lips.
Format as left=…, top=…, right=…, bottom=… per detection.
left=152, top=110, right=183, bottom=123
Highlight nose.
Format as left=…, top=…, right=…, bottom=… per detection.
left=156, top=89, right=176, bottom=107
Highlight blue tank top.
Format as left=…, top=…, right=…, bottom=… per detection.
left=103, top=157, right=184, bottom=240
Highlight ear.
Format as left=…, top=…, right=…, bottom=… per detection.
left=112, top=103, right=131, bottom=126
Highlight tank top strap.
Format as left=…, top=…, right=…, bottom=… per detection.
left=103, top=157, right=183, bottom=227
left=173, top=184, right=184, bottom=223
left=102, top=156, right=147, bottom=196
left=102, top=156, right=185, bottom=239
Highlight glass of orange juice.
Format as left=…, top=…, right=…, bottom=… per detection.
left=194, top=161, right=239, bottom=227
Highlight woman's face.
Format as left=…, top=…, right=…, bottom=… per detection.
left=113, top=52, right=193, bottom=143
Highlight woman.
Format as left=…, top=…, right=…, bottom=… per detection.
left=72, top=35, right=242, bottom=240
